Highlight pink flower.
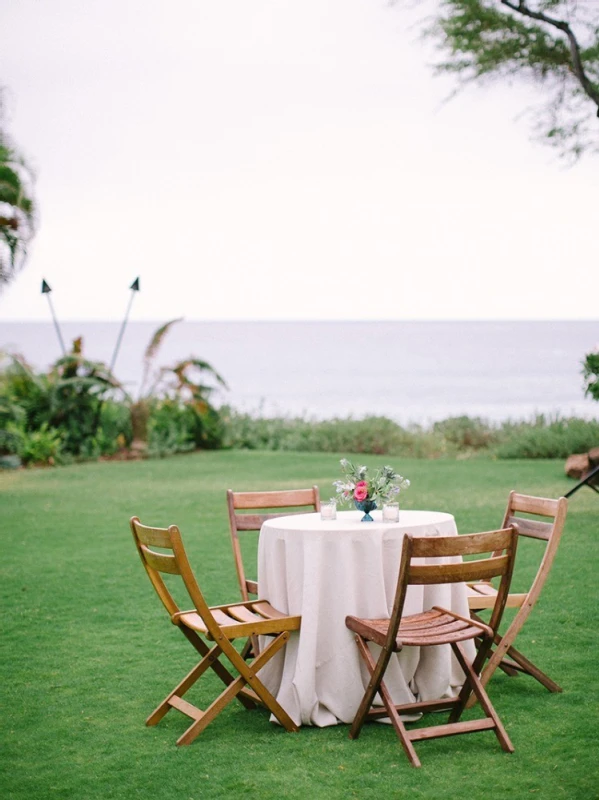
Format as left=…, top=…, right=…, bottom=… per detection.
left=353, top=481, right=369, bottom=502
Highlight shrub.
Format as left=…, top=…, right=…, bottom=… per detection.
left=19, top=423, right=63, bottom=466
left=0, top=346, right=123, bottom=460
left=147, top=400, right=196, bottom=457
left=496, top=416, right=599, bottom=459
left=221, top=410, right=599, bottom=460
left=583, top=351, right=599, bottom=402
left=0, top=396, right=26, bottom=457
left=221, top=412, right=450, bottom=458
left=97, top=400, right=132, bottom=455
left=220, top=409, right=297, bottom=451
left=190, top=403, right=225, bottom=450
left=128, top=320, right=228, bottom=454
left=282, top=416, right=406, bottom=455
left=433, top=416, right=498, bottom=450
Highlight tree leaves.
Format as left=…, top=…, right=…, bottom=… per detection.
left=0, top=100, right=37, bottom=287
left=405, top=0, right=599, bottom=159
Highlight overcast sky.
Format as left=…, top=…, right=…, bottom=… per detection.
left=1, top=0, right=598, bottom=322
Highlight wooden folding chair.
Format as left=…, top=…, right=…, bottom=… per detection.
left=346, top=528, right=518, bottom=767
left=130, top=516, right=301, bottom=745
left=227, top=487, right=321, bottom=602
left=467, top=492, right=567, bottom=697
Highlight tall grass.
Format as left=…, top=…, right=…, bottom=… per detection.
left=221, top=409, right=599, bottom=460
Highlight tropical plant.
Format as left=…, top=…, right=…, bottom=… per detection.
left=0, top=393, right=27, bottom=464
left=18, top=423, right=63, bottom=466
left=583, top=349, right=599, bottom=401
left=43, top=337, right=123, bottom=456
left=0, top=339, right=125, bottom=462
left=128, top=319, right=228, bottom=453
left=0, top=92, right=37, bottom=288
left=146, top=400, right=196, bottom=457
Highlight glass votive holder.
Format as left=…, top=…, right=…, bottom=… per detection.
left=320, top=500, right=337, bottom=520
left=382, top=502, right=399, bottom=523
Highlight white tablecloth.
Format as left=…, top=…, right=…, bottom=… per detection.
left=257, top=509, right=475, bottom=727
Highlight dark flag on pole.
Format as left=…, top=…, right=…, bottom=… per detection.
left=130, top=277, right=140, bottom=292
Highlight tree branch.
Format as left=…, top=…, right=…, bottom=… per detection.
left=501, top=0, right=599, bottom=111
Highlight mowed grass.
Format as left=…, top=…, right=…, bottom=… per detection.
left=1, top=451, right=598, bottom=799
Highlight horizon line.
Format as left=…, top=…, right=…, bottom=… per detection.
left=1, top=318, right=597, bottom=325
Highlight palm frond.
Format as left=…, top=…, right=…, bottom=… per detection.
left=139, top=318, right=183, bottom=397
left=170, top=357, right=229, bottom=390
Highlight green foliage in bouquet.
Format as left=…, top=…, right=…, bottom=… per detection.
left=333, top=458, right=410, bottom=506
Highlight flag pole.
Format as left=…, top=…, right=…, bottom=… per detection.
left=41, top=279, right=67, bottom=356
left=109, top=277, right=140, bottom=373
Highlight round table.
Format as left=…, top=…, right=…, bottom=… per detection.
left=257, top=509, right=475, bottom=727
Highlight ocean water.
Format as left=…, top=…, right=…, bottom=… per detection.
left=0, top=320, right=597, bottom=425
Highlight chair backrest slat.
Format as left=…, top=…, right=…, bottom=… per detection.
left=505, top=515, right=553, bottom=541
left=409, top=554, right=510, bottom=585
left=410, top=529, right=513, bottom=558
left=509, top=493, right=560, bottom=517
left=135, top=525, right=174, bottom=548
left=140, top=545, right=181, bottom=575
left=235, top=510, right=313, bottom=531
left=232, top=488, right=320, bottom=510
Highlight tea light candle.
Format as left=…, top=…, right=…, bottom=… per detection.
left=320, top=501, right=337, bottom=520
left=382, top=502, right=399, bottom=522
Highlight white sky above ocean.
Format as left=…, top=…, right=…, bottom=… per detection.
left=1, top=0, right=598, bottom=322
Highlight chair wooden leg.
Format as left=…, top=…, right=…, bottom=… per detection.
left=449, top=642, right=514, bottom=753
left=450, top=630, right=494, bottom=716
left=473, top=632, right=520, bottom=677
left=146, top=643, right=229, bottom=727
left=496, top=659, right=520, bottom=678
left=240, top=636, right=254, bottom=661
left=349, top=638, right=422, bottom=766
left=349, top=636, right=396, bottom=743
left=469, top=614, right=562, bottom=702
left=229, top=631, right=300, bottom=733
left=176, top=674, right=249, bottom=745
left=471, top=604, right=562, bottom=694
left=371, top=657, right=421, bottom=767
left=482, top=640, right=563, bottom=694
left=183, top=627, right=256, bottom=709
left=147, top=629, right=261, bottom=730
left=175, top=632, right=298, bottom=745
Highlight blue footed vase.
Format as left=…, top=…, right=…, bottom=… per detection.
left=355, top=499, right=377, bottom=522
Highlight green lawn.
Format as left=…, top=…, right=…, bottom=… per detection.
left=1, top=451, right=598, bottom=799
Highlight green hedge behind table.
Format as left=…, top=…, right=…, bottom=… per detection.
left=221, top=410, right=599, bottom=461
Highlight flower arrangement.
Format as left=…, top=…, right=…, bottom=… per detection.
left=333, top=458, right=410, bottom=507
